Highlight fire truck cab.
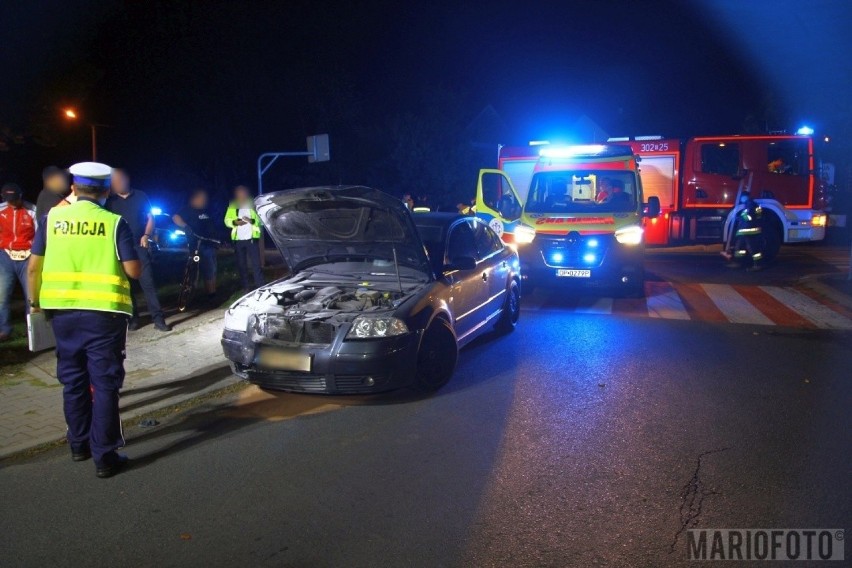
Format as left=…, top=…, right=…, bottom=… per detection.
left=615, top=135, right=827, bottom=251
left=475, top=144, right=660, bottom=295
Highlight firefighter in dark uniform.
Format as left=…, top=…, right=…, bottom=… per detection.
left=729, top=192, right=766, bottom=272
left=27, top=162, right=141, bottom=478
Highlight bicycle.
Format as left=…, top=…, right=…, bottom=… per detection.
left=177, top=234, right=221, bottom=312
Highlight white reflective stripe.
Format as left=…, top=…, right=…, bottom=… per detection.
left=760, top=286, right=852, bottom=329
left=646, top=281, right=690, bottom=320
left=573, top=296, right=613, bottom=314
left=701, top=283, right=775, bottom=325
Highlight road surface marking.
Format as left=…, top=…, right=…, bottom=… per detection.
left=673, top=283, right=729, bottom=323
left=573, top=296, right=613, bottom=314
left=732, top=285, right=816, bottom=328
left=760, top=286, right=852, bottom=329
left=700, top=283, right=776, bottom=325
left=645, top=281, right=690, bottom=320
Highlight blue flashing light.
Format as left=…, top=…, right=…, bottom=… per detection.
left=796, top=126, right=814, bottom=136
left=551, top=252, right=565, bottom=264
left=150, top=207, right=163, bottom=216
left=587, top=238, right=599, bottom=248
left=583, top=253, right=596, bottom=264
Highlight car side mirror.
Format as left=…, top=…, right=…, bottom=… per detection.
left=443, top=256, right=476, bottom=273
left=645, top=196, right=661, bottom=218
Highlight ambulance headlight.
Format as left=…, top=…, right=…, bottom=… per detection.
left=514, top=225, right=536, bottom=245
left=811, top=213, right=827, bottom=227
left=614, top=225, right=644, bottom=245
left=346, top=316, right=408, bottom=339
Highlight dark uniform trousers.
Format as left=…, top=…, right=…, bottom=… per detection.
left=131, top=244, right=163, bottom=320
left=234, top=239, right=264, bottom=289
left=52, top=310, right=128, bottom=465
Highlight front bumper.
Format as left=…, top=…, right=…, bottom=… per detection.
left=517, top=233, right=644, bottom=288
left=221, top=328, right=421, bottom=394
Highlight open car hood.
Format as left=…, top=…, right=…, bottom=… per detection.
left=256, top=186, right=433, bottom=278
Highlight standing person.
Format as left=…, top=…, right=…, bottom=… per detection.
left=0, top=184, right=36, bottom=341
left=224, top=185, right=264, bottom=292
left=106, top=169, right=171, bottom=331
left=728, top=192, right=766, bottom=272
left=35, top=166, right=71, bottom=221
left=173, top=188, right=218, bottom=303
left=27, top=162, right=141, bottom=478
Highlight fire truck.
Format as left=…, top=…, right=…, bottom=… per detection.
left=474, top=134, right=827, bottom=294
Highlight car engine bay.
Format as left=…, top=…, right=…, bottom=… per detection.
left=225, top=277, right=424, bottom=345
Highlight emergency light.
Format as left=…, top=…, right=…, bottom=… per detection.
left=539, top=145, right=634, bottom=159
left=150, top=207, right=163, bottom=216
left=796, top=126, right=814, bottom=136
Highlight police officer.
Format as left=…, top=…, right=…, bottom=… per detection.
left=27, top=162, right=141, bottom=478
left=728, top=192, right=765, bottom=272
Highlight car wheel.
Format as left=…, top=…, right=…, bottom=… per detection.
left=415, top=319, right=458, bottom=392
left=496, top=280, right=521, bottom=334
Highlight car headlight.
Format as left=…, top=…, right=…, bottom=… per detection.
left=223, top=303, right=252, bottom=331
left=811, top=213, right=827, bottom=227
left=514, top=224, right=536, bottom=244
left=346, top=316, right=409, bottom=339
left=614, top=224, right=644, bottom=245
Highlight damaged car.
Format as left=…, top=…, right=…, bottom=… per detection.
left=221, top=186, right=521, bottom=394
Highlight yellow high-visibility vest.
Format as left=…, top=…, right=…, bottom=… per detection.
left=40, top=200, right=132, bottom=315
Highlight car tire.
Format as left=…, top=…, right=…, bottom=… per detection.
left=496, top=280, right=521, bottom=334
left=414, top=319, right=458, bottom=392
left=623, top=268, right=646, bottom=298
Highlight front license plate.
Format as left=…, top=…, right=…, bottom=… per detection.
left=556, top=269, right=591, bottom=278
left=258, top=349, right=312, bottom=372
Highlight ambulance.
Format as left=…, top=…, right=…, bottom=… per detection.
left=475, top=144, right=660, bottom=295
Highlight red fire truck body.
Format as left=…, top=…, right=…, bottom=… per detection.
left=607, top=135, right=827, bottom=247
left=496, top=135, right=826, bottom=252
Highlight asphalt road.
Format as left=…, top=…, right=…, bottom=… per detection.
left=1, top=246, right=850, bottom=567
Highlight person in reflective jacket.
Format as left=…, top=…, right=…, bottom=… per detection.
left=27, top=162, right=141, bottom=478
left=728, top=192, right=765, bottom=272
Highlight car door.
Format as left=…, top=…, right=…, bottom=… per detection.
left=472, top=218, right=510, bottom=321
left=444, top=219, right=488, bottom=340
left=475, top=169, right=524, bottom=244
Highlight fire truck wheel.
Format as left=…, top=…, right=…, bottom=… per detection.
left=761, top=215, right=783, bottom=262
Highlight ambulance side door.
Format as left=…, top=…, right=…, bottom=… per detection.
left=475, top=169, right=523, bottom=243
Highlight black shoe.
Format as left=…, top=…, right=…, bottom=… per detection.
left=95, top=454, right=129, bottom=479
left=153, top=318, right=172, bottom=332
left=71, top=444, right=91, bottom=462
left=128, top=318, right=141, bottom=331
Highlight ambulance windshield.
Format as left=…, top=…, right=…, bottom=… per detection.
left=525, top=170, right=638, bottom=214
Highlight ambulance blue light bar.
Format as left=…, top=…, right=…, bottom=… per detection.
left=539, top=145, right=634, bottom=159
left=796, top=126, right=814, bottom=136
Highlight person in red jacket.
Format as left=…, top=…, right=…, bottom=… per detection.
left=0, top=183, right=36, bottom=340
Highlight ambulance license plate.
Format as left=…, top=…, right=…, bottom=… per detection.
left=258, top=349, right=312, bottom=372
left=556, top=269, right=591, bottom=278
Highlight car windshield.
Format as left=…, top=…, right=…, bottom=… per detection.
left=525, top=170, right=639, bottom=214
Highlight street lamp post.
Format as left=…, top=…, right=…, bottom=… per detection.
left=63, top=108, right=106, bottom=161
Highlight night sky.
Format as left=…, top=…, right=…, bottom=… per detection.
left=1, top=0, right=849, bottom=209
